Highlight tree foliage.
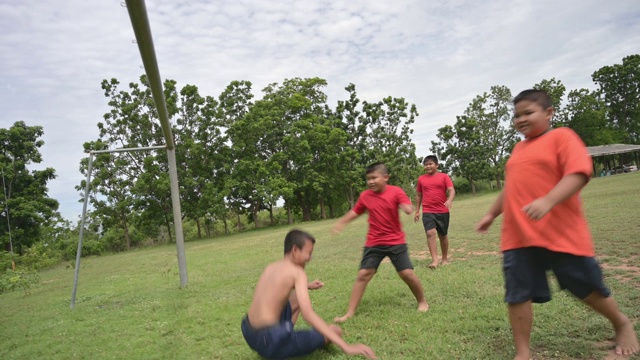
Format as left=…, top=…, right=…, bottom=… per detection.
left=0, top=121, right=59, bottom=254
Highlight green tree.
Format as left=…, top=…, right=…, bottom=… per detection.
left=431, top=116, right=489, bottom=194
left=533, top=78, right=566, bottom=127
left=592, top=54, right=640, bottom=144
left=561, top=89, right=618, bottom=146
left=1, top=121, right=59, bottom=254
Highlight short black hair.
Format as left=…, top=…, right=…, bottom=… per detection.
left=513, top=89, right=552, bottom=109
left=365, top=162, right=389, bottom=175
left=423, top=155, right=438, bottom=165
left=284, top=229, right=315, bottom=254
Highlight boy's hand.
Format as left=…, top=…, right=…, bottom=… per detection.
left=333, top=223, right=345, bottom=234
left=475, top=214, right=494, bottom=233
left=342, top=344, right=377, bottom=359
left=444, top=200, right=453, bottom=209
left=522, top=197, right=553, bottom=220
left=414, top=211, right=420, bottom=223
left=308, top=279, right=324, bottom=290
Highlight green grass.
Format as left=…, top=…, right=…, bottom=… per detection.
left=1, top=173, right=640, bottom=359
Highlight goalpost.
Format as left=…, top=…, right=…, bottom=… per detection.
left=71, top=0, right=188, bottom=309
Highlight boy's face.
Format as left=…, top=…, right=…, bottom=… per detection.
left=513, top=100, right=553, bottom=139
left=293, top=240, right=314, bottom=268
left=423, top=160, right=438, bottom=175
left=366, top=170, right=389, bottom=193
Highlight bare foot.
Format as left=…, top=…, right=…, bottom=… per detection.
left=615, top=321, right=640, bottom=356
left=334, top=313, right=354, bottom=323
left=418, top=301, right=429, bottom=312
left=428, top=262, right=438, bottom=269
left=441, top=259, right=451, bottom=265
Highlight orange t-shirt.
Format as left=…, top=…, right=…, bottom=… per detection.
left=500, top=127, right=595, bottom=256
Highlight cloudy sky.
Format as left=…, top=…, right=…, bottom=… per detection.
left=2, top=0, right=639, bottom=221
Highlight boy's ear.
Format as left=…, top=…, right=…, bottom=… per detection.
left=545, top=106, right=554, bottom=121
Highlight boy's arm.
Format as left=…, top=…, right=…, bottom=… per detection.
left=413, top=192, right=423, bottom=222
left=522, top=173, right=588, bottom=220
left=444, top=186, right=456, bottom=209
left=399, top=202, right=414, bottom=215
left=475, top=191, right=504, bottom=233
left=294, top=270, right=377, bottom=358
left=333, top=210, right=359, bottom=234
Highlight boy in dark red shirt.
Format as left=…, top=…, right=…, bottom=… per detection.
left=333, top=162, right=429, bottom=323
left=414, top=155, right=455, bottom=269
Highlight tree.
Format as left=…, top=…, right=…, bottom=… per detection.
left=1, top=121, right=59, bottom=254
left=561, top=89, right=618, bottom=146
left=431, top=116, right=489, bottom=194
left=466, top=86, right=518, bottom=189
left=592, top=54, right=640, bottom=144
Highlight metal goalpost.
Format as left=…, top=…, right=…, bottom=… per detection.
left=70, top=0, right=188, bottom=309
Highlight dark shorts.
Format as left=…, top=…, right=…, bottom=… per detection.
left=503, top=247, right=610, bottom=304
left=422, top=213, right=450, bottom=236
left=360, top=244, right=414, bottom=272
left=241, top=302, right=325, bottom=359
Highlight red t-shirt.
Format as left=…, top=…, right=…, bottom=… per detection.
left=353, top=185, right=412, bottom=247
left=416, top=172, right=454, bottom=213
left=501, top=127, right=595, bottom=256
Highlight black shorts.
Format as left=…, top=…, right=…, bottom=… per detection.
left=503, top=247, right=610, bottom=304
left=422, top=212, right=450, bottom=236
left=360, top=244, right=413, bottom=272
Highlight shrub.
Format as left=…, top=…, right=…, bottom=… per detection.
left=0, top=268, right=41, bottom=294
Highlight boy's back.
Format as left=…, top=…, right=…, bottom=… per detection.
left=247, top=260, right=301, bottom=328
left=502, top=127, right=594, bottom=256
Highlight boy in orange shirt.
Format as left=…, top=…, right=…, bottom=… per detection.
left=333, top=162, right=429, bottom=323
left=476, top=89, right=638, bottom=359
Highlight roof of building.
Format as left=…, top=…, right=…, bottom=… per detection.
left=587, top=144, right=640, bottom=157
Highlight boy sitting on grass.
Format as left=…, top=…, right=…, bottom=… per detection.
left=241, top=229, right=376, bottom=359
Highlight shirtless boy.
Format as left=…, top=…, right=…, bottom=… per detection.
left=241, top=229, right=376, bottom=359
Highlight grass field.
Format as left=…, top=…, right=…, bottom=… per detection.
left=1, top=172, right=639, bottom=360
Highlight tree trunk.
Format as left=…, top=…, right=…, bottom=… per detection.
left=195, top=218, right=202, bottom=239
left=269, top=205, right=274, bottom=226
left=470, top=179, right=477, bottom=195
left=237, top=213, right=241, bottom=232
left=319, top=198, right=326, bottom=220
left=495, top=173, right=503, bottom=190
left=223, top=218, right=229, bottom=235
left=302, top=205, right=312, bottom=221
left=329, top=204, right=335, bottom=218
left=204, top=220, right=211, bottom=237
left=123, top=218, right=131, bottom=250
left=287, top=205, right=293, bottom=225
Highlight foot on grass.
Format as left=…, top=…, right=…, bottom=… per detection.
left=334, top=313, right=354, bottom=323
left=614, top=321, right=640, bottom=356
left=428, top=262, right=438, bottom=269
left=441, top=259, right=451, bottom=265
left=418, top=302, right=429, bottom=312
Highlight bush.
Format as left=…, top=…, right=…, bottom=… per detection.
left=0, top=268, right=41, bottom=294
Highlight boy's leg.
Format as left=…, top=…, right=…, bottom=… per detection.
left=426, top=229, right=439, bottom=268
left=397, top=269, right=429, bottom=312
left=436, top=213, right=450, bottom=265
left=391, top=244, right=429, bottom=312
left=334, top=268, right=376, bottom=323
left=582, top=293, right=639, bottom=356
left=508, top=301, right=533, bottom=360
left=438, top=234, right=449, bottom=264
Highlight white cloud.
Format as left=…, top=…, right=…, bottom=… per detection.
left=1, top=0, right=639, bottom=221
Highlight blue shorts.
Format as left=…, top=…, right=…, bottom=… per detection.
left=422, top=213, right=450, bottom=236
left=241, top=302, right=325, bottom=359
left=361, top=244, right=414, bottom=272
left=503, top=247, right=610, bottom=304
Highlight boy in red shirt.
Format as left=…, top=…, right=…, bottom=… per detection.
left=476, top=89, right=638, bottom=359
left=414, top=155, right=455, bottom=269
left=333, top=162, right=429, bottom=323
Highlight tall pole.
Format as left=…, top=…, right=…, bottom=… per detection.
left=124, top=0, right=188, bottom=287
left=71, top=153, right=94, bottom=309
left=1, top=167, right=14, bottom=270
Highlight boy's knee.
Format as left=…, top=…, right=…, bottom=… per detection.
left=357, top=269, right=376, bottom=282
